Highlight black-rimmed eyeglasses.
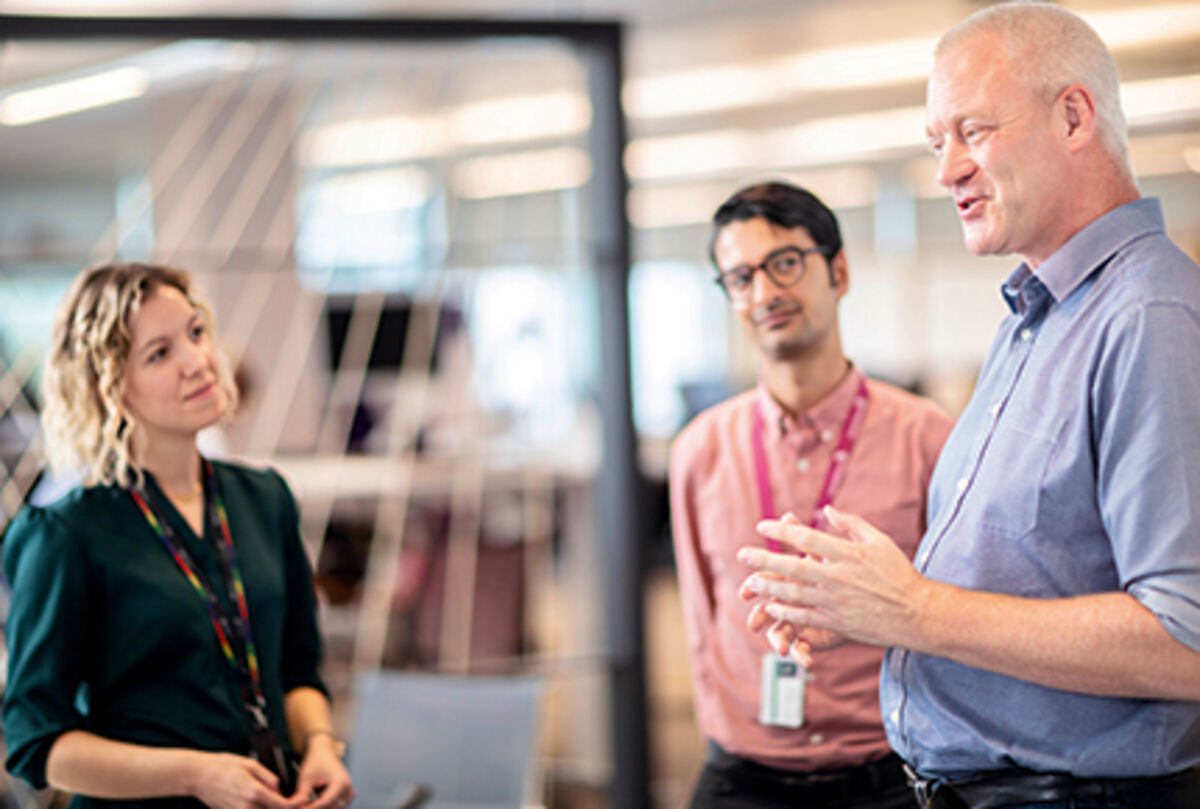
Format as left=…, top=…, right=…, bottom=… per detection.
left=714, top=245, right=829, bottom=301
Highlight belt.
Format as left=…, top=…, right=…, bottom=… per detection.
left=904, top=762, right=1200, bottom=809
left=706, top=742, right=908, bottom=805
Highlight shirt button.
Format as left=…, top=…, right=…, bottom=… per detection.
left=989, top=402, right=1001, bottom=417
left=956, top=477, right=969, bottom=492
left=796, top=457, right=810, bottom=473
left=1020, top=328, right=1034, bottom=341
left=918, top=551, right=929, bottom=567
left=820, top=428, right=834, bottom=443
left=889, top=709, right=900, bottom=725
left=810, top=732, right=825, bottom=745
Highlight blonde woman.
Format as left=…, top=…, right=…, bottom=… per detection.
left=2, top=263, right=354, bottom=809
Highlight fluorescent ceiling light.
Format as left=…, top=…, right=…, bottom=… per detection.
left=1122, top=73, right=1200, bottom=125
left=627, top=182, right=736, bottom=229
left=1, top=66, right=148, bottom=126
left=766, top=106, right=927, bottom=166
left=1082, top=4, right=1200, bottom=50
left=297, top=113, right=442, bottom=168
left=306, top=167, right=431, bottom=214
left=625, top=129, right=757, bottom=181
left=777, top=167, right=879, bottom=210
left=626, top=67, right=1200, bottom=183
left=131, top=40, right=260, bottom=84
left=623, top=66, right=774, bottom=120
left=625, top=4, right=1200, bottom=122
left=451, top=92, right=591, bottom=146
left=775, top=37, right=936, bottom=92
left=622, top=38, right=936, bottom=121
left=627, top=166, right=879, bottom=229
left=298, top=92, right=591, bottom=167
left=452, top=147, right=592, bottom=199
left=625, top=106, right=926, bottom=181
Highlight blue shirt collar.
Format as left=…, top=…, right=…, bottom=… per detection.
left=1000, top=197, right=1165, bottom=315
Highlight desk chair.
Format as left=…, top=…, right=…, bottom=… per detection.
left=346, top=671, right=545, bottom=809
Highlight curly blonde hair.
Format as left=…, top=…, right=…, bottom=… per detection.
left=41, top=262, right=239, bottom=488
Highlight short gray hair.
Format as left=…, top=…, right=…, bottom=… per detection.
left=936, top=1, right=1129, bottom=168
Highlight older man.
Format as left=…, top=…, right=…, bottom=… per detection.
left=739, top=4, right=1200, bottom=809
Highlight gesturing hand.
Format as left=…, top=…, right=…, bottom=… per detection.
left=738, top=513, right=845, bottom=666
left=737, top=505, right=932, bottom=651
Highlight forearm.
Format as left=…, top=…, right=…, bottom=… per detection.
left=284, top=686, right=338, bottom=757
left=749, top=509, right=1200, bottom=702
left=45, top=731, right=201, bottom=799
left=910, top=582, right=1200, bottom=700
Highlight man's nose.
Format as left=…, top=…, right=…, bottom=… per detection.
left=751, top=265, right=785, bottom=302
left=936, top=139, right=975, bottom=189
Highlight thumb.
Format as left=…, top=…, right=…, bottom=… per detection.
left=244, top=757, right=282, bottom=791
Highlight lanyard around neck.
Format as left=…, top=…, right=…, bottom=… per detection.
left=752, top=376, right=870, bottom=551
left=129, top=459, right=264, bottom=702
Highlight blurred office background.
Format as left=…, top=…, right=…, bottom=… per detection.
left=0, top=0, right=1197, bottom=807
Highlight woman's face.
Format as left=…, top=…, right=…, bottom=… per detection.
left=122, top=284, right=227, bottom=446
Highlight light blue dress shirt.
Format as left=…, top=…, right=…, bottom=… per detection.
left=882, top=198, right=1200, bottom=778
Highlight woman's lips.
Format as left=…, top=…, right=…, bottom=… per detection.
left=184, top=382, right=215, bottom=401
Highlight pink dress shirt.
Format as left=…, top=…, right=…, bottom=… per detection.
left=669, top=367, right=953, bottom=771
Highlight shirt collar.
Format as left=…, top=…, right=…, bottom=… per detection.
left=756, top=363, right=864, bottom=442
left=1000, top=197, right=1165, bottom=315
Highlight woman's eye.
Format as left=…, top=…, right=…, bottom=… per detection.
left=148, top=347, right=167, bottom=363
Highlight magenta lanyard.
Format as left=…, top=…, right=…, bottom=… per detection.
left=751, top=376, right=870, bottom=551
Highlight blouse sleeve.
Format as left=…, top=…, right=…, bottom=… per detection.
left=269, top=470, right=327, bottom=698
left=2, top=506, right=92, bottom=789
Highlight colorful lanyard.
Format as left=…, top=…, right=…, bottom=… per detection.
left=752, top=376, right=870, bottom=551
left=130, top=459, right=266, bottom=717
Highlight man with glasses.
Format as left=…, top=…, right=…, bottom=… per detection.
left=669, top=181, right=952, bottom=809
left=739, top=5, right=1200, bottom=808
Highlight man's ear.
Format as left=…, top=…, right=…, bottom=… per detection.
left=829, top=250, right=849, bottom=297
left=1059, top=83, right=1098, bottom=153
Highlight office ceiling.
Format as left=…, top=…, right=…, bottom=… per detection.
left=1, top=1, right=1197, bottom=193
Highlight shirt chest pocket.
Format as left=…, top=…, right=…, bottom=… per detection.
left=975, top=417, right=1066, bottom=541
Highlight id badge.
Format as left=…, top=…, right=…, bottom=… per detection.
left=250, top=726, right=296, bottom=795
left=758, top=652, right=805, bottom=728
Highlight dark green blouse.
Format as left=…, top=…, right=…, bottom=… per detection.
left=2, top=461, right=326, bottom=807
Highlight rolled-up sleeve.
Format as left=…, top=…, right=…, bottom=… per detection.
left=1096, top=300, right=1200, bottom=652
left=2, top=506, right=91, bottom=789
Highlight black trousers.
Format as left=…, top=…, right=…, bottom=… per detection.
left=688, top=744, right=918, bottom=809
left=911, top=765, right=1200, bottom=809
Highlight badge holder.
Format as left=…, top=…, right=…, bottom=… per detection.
left=248, top=701, right=296, bottom=795
left=758, top=652, right=805, bottom=728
